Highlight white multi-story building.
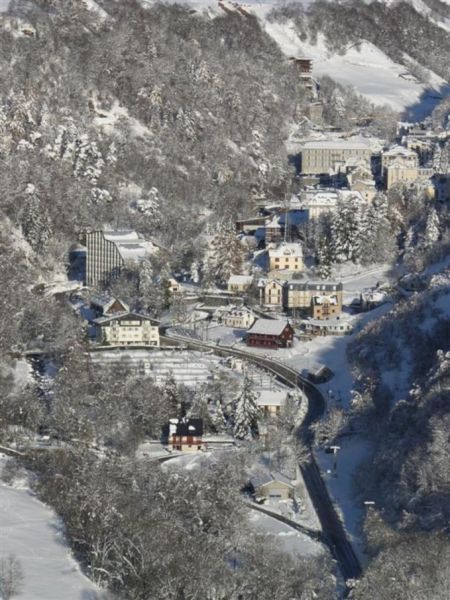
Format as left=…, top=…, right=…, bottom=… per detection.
left=85, top=229, right=158, bottom=286
left=94, top=311, right=160, bottom=347
left=301, top=140, right=372, bottom=175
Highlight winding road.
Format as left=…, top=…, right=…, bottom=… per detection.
left=161, top=331, right=362, bottom=583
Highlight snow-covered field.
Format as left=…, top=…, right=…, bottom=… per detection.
left=0, top=459, right=100, bottom=599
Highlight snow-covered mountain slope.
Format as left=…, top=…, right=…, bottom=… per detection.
left=264, top=21, right=447, bottom=116
left=140, top=0, right=448, bottom=117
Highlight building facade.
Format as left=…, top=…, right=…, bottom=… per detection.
left=386, top=165, right=434, bottom=189
left=85, top=229, right=157, bottom=286
left=301, top=140, right=372, bottom=175
left=268, top=242, right=304, bottom=272
left=246, top=319, right=294, bottom=349
left=264, top=279, right=285, bottom=306
left=284, top=281, right=343, bottom=314
left=221, top=307, right=256, bottom=329
left=94, top=311, right=160, bottom=347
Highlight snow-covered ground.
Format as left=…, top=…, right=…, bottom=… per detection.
left=90, top=348, right=222, bottom=387
left=0, top=458, right=100, bottom=599
left=248, top=510, right=324, bottom=557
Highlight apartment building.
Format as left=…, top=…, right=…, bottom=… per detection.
left=94, top=311, right=160, bottom=347
left=301, top=140, right=372, bottom=175
left=284, top=281, right=344, bottom=315
left=85, top=229, right=157, bottom=286
left=386, top=165, right=434, bottom=190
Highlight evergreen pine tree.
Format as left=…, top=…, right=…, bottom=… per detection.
left=423, top=207, right=440, bottom=249
left=233, top=373, right=259, bottom=440
left=163, top=372, right=180, bottom=418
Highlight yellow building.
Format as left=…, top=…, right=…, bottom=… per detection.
left=264, top=279, right=285, bottom=306
left=386, top=165, right=434, bottom=189
left=268, top=242, right=303, bottom=272
left=250, top=471, right=295, bottom=500
left=285, top=282, right=343, bottom=312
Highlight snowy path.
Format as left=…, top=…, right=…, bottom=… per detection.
left=0, top=475, right=100, bottom=599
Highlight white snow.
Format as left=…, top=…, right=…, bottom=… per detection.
left=0, top=459, right=100, bottom=599
left=248, top=510, right=324, bottom=557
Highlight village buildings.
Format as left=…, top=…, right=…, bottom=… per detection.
left=93, top=311, right=160, bottom=347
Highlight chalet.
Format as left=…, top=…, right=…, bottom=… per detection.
left=227, top=275, right=253, bottom=294
left=169, top=418, right=203, bottom=453
left=246, top=319, right=294, bottom=349
left=250, top=471, right=295, bottom=500
left=90, top=294, right=129, bottom=317
left=93, top=311, right=160, bottom=347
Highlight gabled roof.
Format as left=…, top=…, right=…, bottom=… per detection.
left=169, top=418, right=203, bottom=437
left=93, top=311, right=159, bottom=326
left=268, top=242, right=303, bottom=258
left=90, top=294, right=129, bottom=312
left=247, top=319, right=291, bottom=336
left=250, top=470, right=294, bottom=490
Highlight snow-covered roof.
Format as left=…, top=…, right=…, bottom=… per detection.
left=268, top=242, right=303, bottom=258
left=102, top=229, right=158, bottom=262
left=313, top=294, right=338, bottom=305
left=90, top=294, right=129, bottom=312
left=228, top=275, right=253, bottom=285
left=248, top=319, right=291, bottom=336
left=382, top=144, right=418, bottom=157
left=93, top=311, right=159, bottom=325
left=250, top=470, right=294, bottom=490
left=302, top=140, right=371, bottom=151
left=256, top=390, right=287, bottom=407
left=288, top=281, right=342, bottom=292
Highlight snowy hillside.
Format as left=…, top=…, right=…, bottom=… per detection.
left=138, top=0, right=450, bottom=117
left=264, top=21, right=447, bottom=116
